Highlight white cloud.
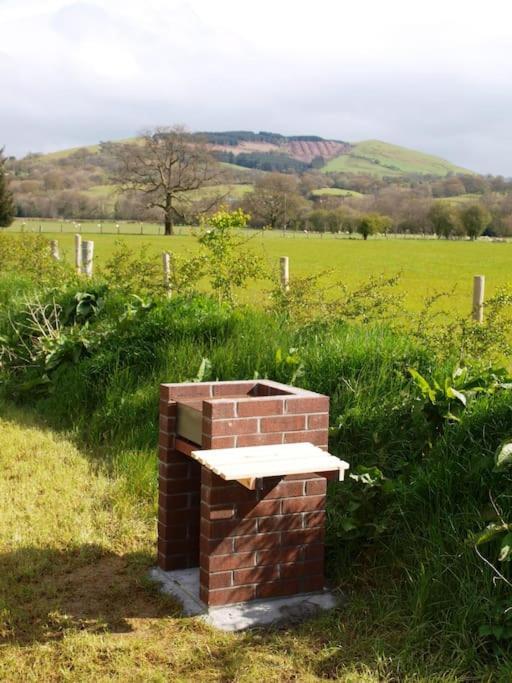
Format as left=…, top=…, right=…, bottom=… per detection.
left=1, top=0, right=512, bottom=173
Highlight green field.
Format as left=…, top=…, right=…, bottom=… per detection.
left=323, top=140, right=471, bottom=177
left=311, top=187, right=363, bottom=197
left=7, top=221, right=512, bottom=314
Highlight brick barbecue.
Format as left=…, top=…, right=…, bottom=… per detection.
left=158, top=379, right=346, bottom=607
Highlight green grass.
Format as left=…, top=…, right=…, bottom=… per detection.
left=311, top=187, right=363, bottom=197
left=323, top=140, right=472, bottom=177
left=1, top=292, right=510, bottom=679
left=5, top=223, right=512, bottom=315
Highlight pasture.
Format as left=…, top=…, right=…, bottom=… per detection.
left=6, top=219, right=512, bottom=314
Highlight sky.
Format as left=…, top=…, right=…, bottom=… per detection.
left=1, top=0, right=512, bottom=174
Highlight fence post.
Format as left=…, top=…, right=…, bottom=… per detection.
left=472, top=275, right=485, bottom=323
left=75, top=234, right=82, bottom=273
left=50, top=240, right=60, bottom=260
left=163, top=252, right=172, bottom=298
left=280, top=256, right=289, bottom=292
left=81, top=240, right=94, bottom=278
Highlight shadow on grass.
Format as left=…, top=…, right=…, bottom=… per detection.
left=0, top=544, right=182, bottom=646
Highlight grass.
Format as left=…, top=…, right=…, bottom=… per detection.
left=0, top=314, right=503, bottom=680
left=5, top=223, right=512, bottom=315
left=323, top=140, right=471, bottom=177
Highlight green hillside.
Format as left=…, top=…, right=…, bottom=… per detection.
left=322, top=140, right=472, bottom=177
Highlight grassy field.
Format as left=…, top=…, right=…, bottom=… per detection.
left=311, top=188, right=363, bottom=197
left=0, top=404, right=471, bottom=682
left=323, top=140, right=471, bottom=177
left=6, top=220, right=512, bottom=314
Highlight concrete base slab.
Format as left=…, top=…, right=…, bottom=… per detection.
left=150, top=566, right=338, bottom=632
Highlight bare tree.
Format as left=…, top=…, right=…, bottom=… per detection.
left=110, top=126, right=221, bottom=235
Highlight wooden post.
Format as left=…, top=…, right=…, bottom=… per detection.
left=75, top=234, right=82, bottom=273
left=81, top=240, right=94, bottom=278
left=280, top=256, right=289, bottom=292
left=472, top=275, right=485, bottom=323
left=50, top=240, right=60, bottom=260
left=163, top=252, right=172, bottom=298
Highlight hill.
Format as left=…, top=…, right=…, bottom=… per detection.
left=322, top=140, right=472, bottom=177
left=19, top=132, right=472, bottom=179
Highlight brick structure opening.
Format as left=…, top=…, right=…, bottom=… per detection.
left=158, top=380, right=341, bottom=607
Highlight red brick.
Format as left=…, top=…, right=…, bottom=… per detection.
left=200, top=535, right=234, bottom=556
left=201, top=503, right=235, bottom=520
left=202, top=518, right=257, bottom=539
left=159, top=415, right=176, bottom=432
left=281, top=528, right=324, bottom=547
left=158, top=491, right=189, bottom=509
left=203, top=552, right=256, bottom=572
left=164, top=383, right=213, bottom=399
left=285, top=396, right=329, bottom=414
left=159, top=477, right=199, bottom=495
left=308, top=413, right=329, bottom=430
left=256, top=579, right=300, bottom=599
left=158, top=455, right=189, bottom=474
left=264, top=480, right=305, bottom=499
left=302, top=575, right=325, bottom=592
left=200, top=569, right=232, bottom=590
left=257, top=547, right=303, bottom=565
left=257, top=514, right=303, bottom=533
left=237, top=500, right=281, bottom=518
left=158, top=522, right=188, bottom=541
left=236, top=433, right=283, bottom=447
left=158, top=431, right=176, bottom=449
left=234, top=532, right=281, bottom=552
left=281, top=495, right=324, bottom=515
left=158, top=537, right=197, bottom=555
left=237, top=398, right=284, bottom=417
left=159, top=507, right=197, bottom=525
left=303, top=510, right=326, bottom=528
left=303, top=544, right=324, bottom=561
left=283, top=430, right=326, bottom=445
left=233, top=565, right=280, bottom=585
left=305, top=479, right=327, bottom=496
left=204, top=585, right=256, bottom=606
left=260, top=415, right=306, bottom=433
left=203, top=485, right=255, bottom=506
left=205, top=418, right=259, bottom=437
left=203, top=400, right=236, bottom=419
left=201, top=469, right=227, bottom=488
left=212, top=382, right=255, bottom=396
left=158, top=553, right=190, bottom=571
left=201, top=435, right=236, bottom=449
left=159, top=398, right=177, bottom=415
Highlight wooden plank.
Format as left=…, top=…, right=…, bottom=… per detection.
left=204, top=458, right=345, bottom=481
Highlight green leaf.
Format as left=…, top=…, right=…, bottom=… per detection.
left=495, top=441, right=512, bottom=469
left=499, top=533, right=512, bottom=561
left=475, top=522, right=509, bottom=545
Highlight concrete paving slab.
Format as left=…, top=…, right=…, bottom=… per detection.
left=150, top=566, right=339, bottom=632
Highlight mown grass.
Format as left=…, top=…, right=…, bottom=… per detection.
left=6, top=224, right=512, bottom=314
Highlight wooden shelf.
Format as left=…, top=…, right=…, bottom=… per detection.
left=191, top=443, right=349, bottom=490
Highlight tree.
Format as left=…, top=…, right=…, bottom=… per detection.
left=428, top=202, right=457, bottom=239
left=242, top=173, right=305, bottom=230
left=0, top=149, right=15, bottom=228
left=459, top=204, right=491, bottom=240
left=110, top=126, right=220, bottom=235
left=357, top=213, right=391, bottom=240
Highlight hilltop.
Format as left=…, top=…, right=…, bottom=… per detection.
left=22, top=130, right=472, bottom=178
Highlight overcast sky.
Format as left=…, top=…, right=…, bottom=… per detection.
left=1, top=0, right=512, bottom=174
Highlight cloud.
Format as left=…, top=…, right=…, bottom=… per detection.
left=1, top=0, right=511, bottom=174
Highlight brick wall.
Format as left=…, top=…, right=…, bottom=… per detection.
left=158, top=380, right=331, bottom=604
left=199, top=470, right=326, bottom=606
